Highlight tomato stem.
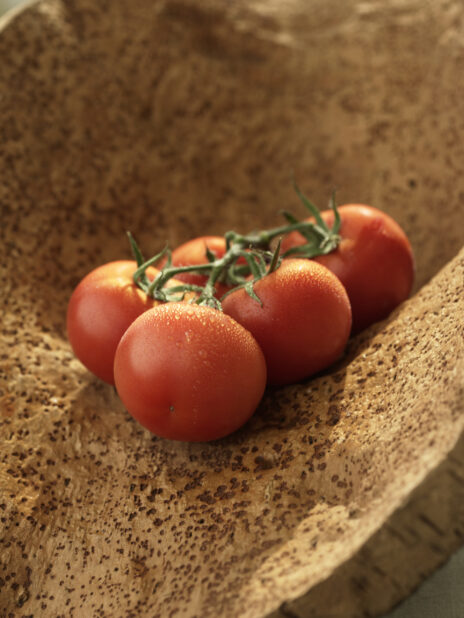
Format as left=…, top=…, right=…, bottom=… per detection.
left=129, top=185, right=341, bottom=307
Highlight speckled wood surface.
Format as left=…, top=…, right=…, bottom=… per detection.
left=1, top=1, right=463, bottom=617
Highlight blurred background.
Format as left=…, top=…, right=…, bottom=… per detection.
left=0, top=0, right=24, bottom=14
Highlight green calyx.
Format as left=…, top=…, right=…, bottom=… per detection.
left=129, top=184, right=341, bottom=309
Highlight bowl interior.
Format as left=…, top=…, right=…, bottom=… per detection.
left=1, top=1, right=464, bottom=617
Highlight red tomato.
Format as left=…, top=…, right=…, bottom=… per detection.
left=222, top=259, right=352, bottom=386
left=169, top=236, right=231, bottom=298
left=114, top=303, right=267, bottom=441
left=281, top=205, right=414, bottom=333
left=67, top=260, right=161, bottom=384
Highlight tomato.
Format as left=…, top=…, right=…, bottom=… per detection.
left=281, top=204, right=414, bottom=333
left=114, top=303, right=267, bottom=441
left=169, top=236, right=237, bottom=298
left=222, top=259, right=352, bottom=386
left=67, top=260, right=162, bottom=384
left=169, top=236, right=228, bottom=296
left=171, top=235, right=226, bottom=270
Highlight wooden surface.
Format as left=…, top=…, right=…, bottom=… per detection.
left=382, top=546, right=464, bottom=618
left=1, top=1, right=463, bottom=616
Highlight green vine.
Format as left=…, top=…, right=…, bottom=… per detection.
left=129, top=184, right=341, bottom=309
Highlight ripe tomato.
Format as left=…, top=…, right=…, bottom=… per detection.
left=222, top=259, right=352, bottom=386
left=114, top=303, right=267, bottom=441
left=169, top=236, right=227, bottom=295
left=169, top=236, right=233, bottom=298
left=67, top=260, right=161, bottom=384
left=281, top=204, right=415, bottom=333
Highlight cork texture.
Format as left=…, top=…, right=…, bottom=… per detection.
left=1, top=0, right=463, bottom=616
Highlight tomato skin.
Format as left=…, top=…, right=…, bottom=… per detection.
left=66, top=260, right=161, bottom=384
left=281, top=205, right=415, bottom=333
left=114, top=304, right=267, bottom=441
left=169, top=236, right=231, bottom=298
left=222, top=259, right=352, bottom=386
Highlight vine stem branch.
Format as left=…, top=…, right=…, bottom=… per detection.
left=129, top=185, right=341, bottom=309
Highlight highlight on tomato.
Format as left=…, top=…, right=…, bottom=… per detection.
left=222, top=259, right=352, bottom=386
left=113, top=303, right=267, bottom=441
left=281, top=203, right=415, bottom=333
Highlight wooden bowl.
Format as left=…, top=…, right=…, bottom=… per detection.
left=1, top=1, right=463, bottom=616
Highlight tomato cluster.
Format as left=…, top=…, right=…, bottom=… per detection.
left=67, top=193, right=414, bottom=442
